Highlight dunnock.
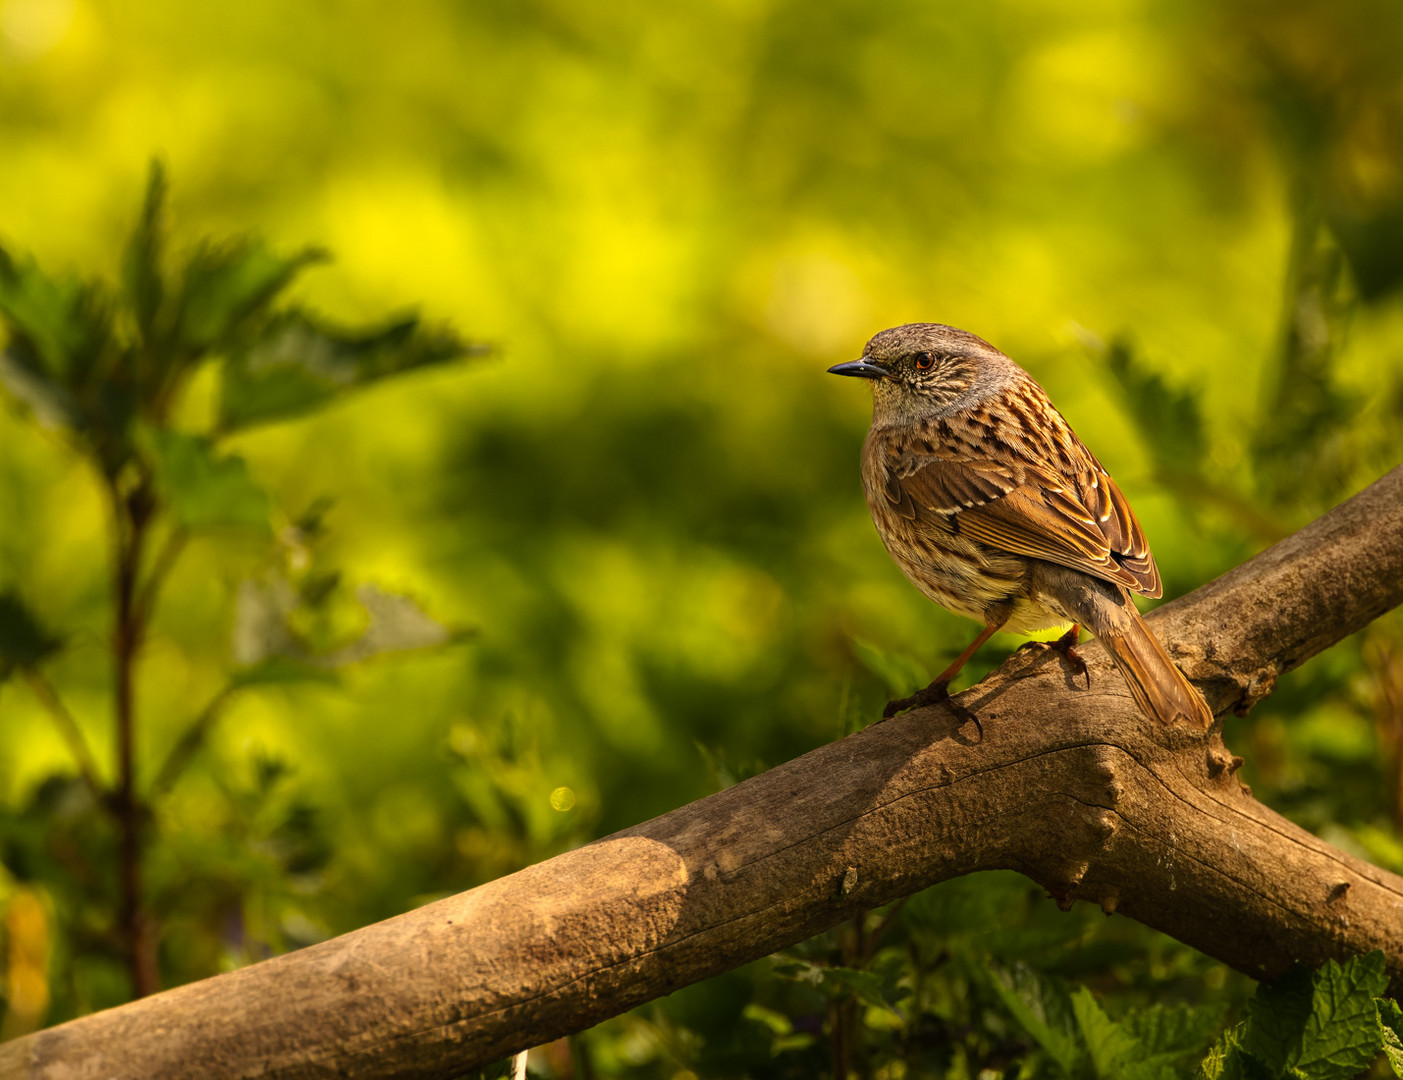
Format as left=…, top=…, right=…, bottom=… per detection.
left=830, top=322, right=1212, bottom=730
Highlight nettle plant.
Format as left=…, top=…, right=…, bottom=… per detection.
left=0, top=165, right=481, bottom=1008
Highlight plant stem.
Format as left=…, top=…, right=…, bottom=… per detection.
left=112, top=478, right=159, bottom=999
left=25, top=669, right=104, bottom=804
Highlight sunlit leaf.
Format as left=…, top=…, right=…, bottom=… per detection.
left=232, top=576, right=464, bottom=671
left=741, top=1002, right=792, bottom=1037
left=174, top=239, right=325, bottom=355
left=0, top=591, right=63, bottom=682
left=320, top=584, right=464, bottom=666
left=216, top=310, right=484, bottom=431
left=144, top=429, right=270, bottom=531
left=1196, top=1023, right=1274, bottom=1080
left=232, top=578, right=301, bottom=668
left=1378, top=997, right=1403, bottom=1077
left=1071, top=987, right=1140, bottom=1077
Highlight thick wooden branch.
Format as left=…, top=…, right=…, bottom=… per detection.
left=7, top=466, right=1403, bottom=1080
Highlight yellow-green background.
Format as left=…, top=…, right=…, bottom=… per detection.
left=2, top=0, right=1402, bottom=1073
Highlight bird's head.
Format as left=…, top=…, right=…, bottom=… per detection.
left=828, top=323, right=1016, bottom=424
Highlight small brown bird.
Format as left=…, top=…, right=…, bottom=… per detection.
left=829, top=322, right=1212, bottom=730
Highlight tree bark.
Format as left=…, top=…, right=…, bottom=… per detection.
left=5, top=466, right=1403, bottom=1080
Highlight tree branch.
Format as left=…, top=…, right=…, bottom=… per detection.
left=6, top=466, right=1403, bottom=1080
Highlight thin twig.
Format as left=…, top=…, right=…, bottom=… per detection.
left=24, top=669, right=105, bottom=805
left=150, top=685, right=236, bottom=799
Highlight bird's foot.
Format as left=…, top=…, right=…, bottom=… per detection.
left=1050, top=625, right=1089, bottom=688
left=882, top=679, right=982, bottom=736
left=1017, top=626, right=1089, bottom=688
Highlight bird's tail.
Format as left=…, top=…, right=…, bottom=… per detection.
left=1034, top=565, right=1214, bottom=729
left=1097, top=601, right=1213, bottom=729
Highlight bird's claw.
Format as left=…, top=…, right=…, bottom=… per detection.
left=882, top=679, right=982, bottom=736
left=1050, top=626, right=1089, bottom=688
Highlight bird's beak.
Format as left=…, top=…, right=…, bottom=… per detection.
left=827, top=359, right=887, bottom=379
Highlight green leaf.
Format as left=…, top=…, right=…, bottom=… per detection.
left=741, top=1002, right=792, bottom=1037
left=0, top=591, right=63, bottom=682
left=986, top=962, right=1084, bottom=1075
left=0, top=249, right=128, bottom=440
left=1071, top=986, right=1140, bottom=1077
left=771, top=959, right=900, bottom=1019
left=144, top=429, right=270, bottom=530
left=174, top=239, right=325, bottom=355
left=1378, top=998, right=1403, bottom=1076
left=124, top=160, right=167, bottom=342
left=0, top=248, right=114, bottom=392
left=1125, top=1003, right=1226, bottom=1063
left=1245, top=953, right=1387, bottom=1079
left=217, top=310, right=482, bottom=431
left=1197, top=1023, right=1275, bottom=1080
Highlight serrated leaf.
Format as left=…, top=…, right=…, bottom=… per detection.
left=1290, top=952, right=1388, bottom=1078
left=1197, top=1023, right=1276, bottom=1080
left=124, top=160, right=167, bottom=341
left=824, top=967, right=901, bottom=1018
left=144, top=429, right=270, bottom=530
left=174, top=239, right=325, bottom=355
left=0, top=248, right=140, bottom=474
left=770, top=959, right=900, bottom=1018
left=1125, top=1003, right=1226, bottom=1063
left=1377, top=998, right=1403, bottom=1076
left=0, top=248, right=114, bottom=390
left=217, top=310, right=482, bottom=431
left=986, top=962, right=1084, bottom=1075
left=0, top=591, right=63, bottom=682
left=1245, top=953, right=1387, bottom=1080
left=1071, top=986, right=1139, bottom=1077
left=0, top=248, right=132, bottom=453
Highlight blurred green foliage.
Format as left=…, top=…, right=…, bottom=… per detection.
left=1, top=0, right=1402, bottom=1076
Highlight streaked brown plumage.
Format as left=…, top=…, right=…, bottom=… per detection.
left=829, top=322, right=1212, bottom=730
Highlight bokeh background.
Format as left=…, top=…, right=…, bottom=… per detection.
left=2, top=0, right=1402, bottom=1075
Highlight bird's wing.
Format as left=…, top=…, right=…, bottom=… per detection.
left=891, top=453, right=1161, bottom=597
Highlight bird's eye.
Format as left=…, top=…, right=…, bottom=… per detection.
left=914, top=352, right=935, bottom=370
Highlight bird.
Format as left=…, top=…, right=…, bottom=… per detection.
left=828, top=322, right=1213, bottom=731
